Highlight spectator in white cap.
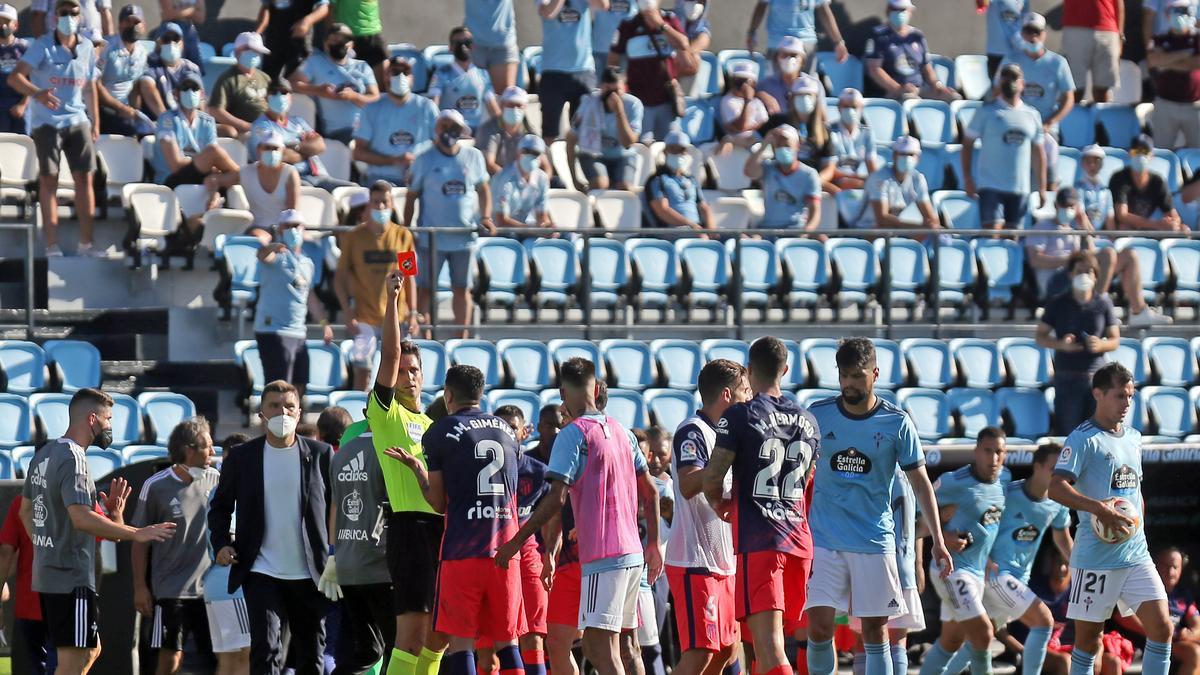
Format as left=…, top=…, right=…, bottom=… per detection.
left=492, top=134, right=553, bottom=231
left=828, top=87, right=879, bottom=191
left=477, top=85, right=542, bottom=175
left=353, top=55, right=440, bottom=187
left=1075, top=144, right=1114, bottom=228
left=405, top=108, right=493, bottom=337
left=206, top=128, right=300, bottom=245
left=288, top=22, right=380, bottom=145
left=865, top=0, right=961, bottom=102
left=766, top=74, right=837, bottom=192
left=859, top=135, right=938, bottom=230
left=208, top=31, right=272, bottom=137
left=744, top=124, right=823, bottom=232
left=567, top=65, right=643, bottom=191
left=746, top=0, right=847, bottom=65
left=255, top=208, right=330, bottom=399
left=96, top=3, right=149, bottom=137
left=0, top=3, right=29, bottom=135
left=998, top=12, right=1075, bottom=187
left=719, top=61, right=771, bottom=149
left=1147, top=0, right=1200, bottom=149
left=758, top=35, right=806, bottom=112
left=137, top=20, right=202, bottom=120
left=648, top=128, right=712, bottom=232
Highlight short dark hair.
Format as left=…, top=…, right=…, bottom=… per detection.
left=296, top=422, right=320, bottom=439
left=221, top=433, right=251, bottom=449
left=167, top=416, right=210, bottom=464
left=426, top=396, right=448, bottom=422
left=1033, top=441, right=1061, bottom=466
left=317, top=407, right=353, bottom=446
left=69, top=388, right=114, bottom=421
left=539, top=404, right=562, bottom=425
left=450, top=25, right=470, bottom=41
left=836, top=337, right=876, bottom=371
left=749, top=336, right=789, bottom=381
left=632, top=427, right=648, bottom=444
left=494, top=405, right=525, bottom=422
left=445, top=365, right=485, bottom=403
left=645, top=425, right=670, bottom=442
left=268, top=77, right=291, bottom=94
left=596, top=379, right=609, bottom=410
left=386, top=56, right=413, bottom=74
left=560, top=357, right=596, bottom=389
left=1092, top=362, right=1133, bottom=392
left=977, top=426, right=1007, bottom=445
left=1068, top=250, right=1098, bottom=277
left=263, top=380, right=299, bottom=403
left=698, top=359, right=746, bottom=406
left=370, top=180, right=393, bottom=196
left=399, top=340, right=421, bottom=357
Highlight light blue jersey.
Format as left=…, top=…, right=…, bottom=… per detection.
left=1054, top=420, right=1150, bottom=570
left=571, top=92, right=643, bottom=159
left=592, top=0, right=637, bottom=61
left=1076, top=175, right=1114, bottom=227
left=829, top=121, right=877, bottom=177
left=249, top=114, right=329, bottom=179
left=647, top=170, right=704, bottom=224
left=22, top=33, right=97, bottom=130
left=964, top=98, right=1044, bottom=195
left=998, top=50, right=1074, bottom=128
left=354, top=94, right=439, bottom=185
left=542, top=0, right=595, bottom=74
left=763, top=0, right=828, bottom=48
left=891, top=469, right=918, bottom=590
left=492, top=163, right=549, bottom=223
left=760, top=161, right=822, bottom=229
left=986, top=0, right=1030, bottom=57
left=809, top=397, right=925, bottom=554
left=990, top=480, right=1070, bottom=582
left=428, top=62, right=496, bottom=132
left=934, top=465, right=1009, bottom=578
left=152, top=109, right=219, bottom=183
left=299, top=51, right=376, bottom=135
left=254, top=249, right=314, bottom=338
left=409, top=145, right=489, bottom=252
left=465, top=0, right=517, bottom=47
left=99, top=40, right=148, bottom=106
left=859, top=166, right=930, bottom=229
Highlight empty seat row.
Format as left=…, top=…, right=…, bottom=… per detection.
left=4, top=444, right=173, bottom=481
left=0, top=391, right=196, bottom=450
left=0, top=340, right=101, bottom=396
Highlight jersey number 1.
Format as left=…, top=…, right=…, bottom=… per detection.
left=475, top=440, right=506, bottom=496
left=752, top=439, right=812, bottom=501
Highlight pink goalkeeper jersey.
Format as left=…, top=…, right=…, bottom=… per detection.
left=568, top=416, right=643, bottom=567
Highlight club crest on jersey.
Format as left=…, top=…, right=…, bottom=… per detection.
left=1014, top=524, right=1040, bottom=543
left=1110, top=465, right=1138, bottom=492
left=831, top=448, right=871, bottom=477
left=32, top=494, right=47, bottom=529
left=343, top=489, right=365, bottom=522
left=980, top=505, right=1002, bottom=527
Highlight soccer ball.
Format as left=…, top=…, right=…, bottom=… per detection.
left=1091, top=497, right=1141, bottom=544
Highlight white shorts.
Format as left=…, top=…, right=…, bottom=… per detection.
left=1067, top=560, right=1167, bottom=623
left=804, top=546, right=905, bottom=618
left=579, top=566, right=641, bottom=632
left=849, top=587, right=926, bottom=632
left=933, top=567, right=988, bottom=623
left=635, top=585, right=659, bottom=647
left=205, top=598, right=251, bottom=653
left=983, top=573, right=1038, bottom=626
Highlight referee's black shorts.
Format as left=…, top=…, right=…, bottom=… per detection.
left=387, top=511, right=444, bottom=613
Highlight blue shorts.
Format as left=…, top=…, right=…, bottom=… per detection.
left=578, top=151, right=638, bottom=187
left=415, top=245, right=474, bottom=289
left=978, top=189, right=1029, bottom=228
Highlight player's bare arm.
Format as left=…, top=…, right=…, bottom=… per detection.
left=375, top=272, right=404, bottom=390
left=638, top=471, right=663, bottom=584
left=67, top=504, right=176, bottom=543
left=676, top=465, right=704, bottom=499
left=384, top=446, right=447, bottom=511
left=540, top=511, right=564, bottom=590
left=701, top=448, right=736, bottom=517
left=1048, top=474, right=1136, bottom=533
left=496, top=480, right=568, bottom=568
left=907, top=464, right=954, bottom=577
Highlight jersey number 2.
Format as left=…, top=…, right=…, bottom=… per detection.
left=475, top=440, right=506, bottom=496
left=752, top=439, right=812, bottom=501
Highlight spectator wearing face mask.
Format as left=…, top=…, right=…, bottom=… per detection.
left=152, top=74, right=238, bottom=215
left=763, top=75, right=837, bottom=191
left=538, top=0, right=598, bottom=146
left=249, top=78, right=356, bottom=194
left=330, top=0, right=387, bottom=84
left=746, top=0, right=847, bottom=66
left=479, top=86, right=542, bottom=175
left=828, top=87, right=879, bottom=191
left=156, top=0, right=206, bottom=74
left=984, top=0, right=1031, bottom=76
left=429, top=26, right=500, bottom=134
left=353, top=56, right=439, bottom=187
left=865, top=0, right=960, bottom=101
left=674, top=0, right=710, bottom=77
left=30, top=0, right=111, bottom=39
left=492, top=134, right=553, bottom=230
left=758, top=35, right=805, bottom=113
left=206, top=130, right=300, bottom=244
left=209, top=31, right=272, bottom=137
left=0, top=4, right=27, bottom=135
left=1109, top=134, right=1187, bottom=231
left=97, top=4, right=150, bottom=136
left=718, top=61, right=771, bottom=149
left=289, top=22, right=379, bottom=145
left=858, top=135, right=936, bottom=230
left=744, top=125, right=822, bottom=232
left=647, top=128, right=711, bottom=232
left=1147, top=0, right=1200, bottom=149
left=567, top=65, right=643, bottom=191
left=138, top=21, right=202, bottom=120
left=1076, top=144, right=1115, bottom=228
left=256, top=0, right=329, bottom=78
left=611, top=0, right=689, bottom=142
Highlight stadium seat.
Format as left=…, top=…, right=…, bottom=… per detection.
left=576, top=238, right=628, bottom=317
left=862, top=99, right=906, bottom=145
left=1144, top=337, right=1196, bottom=387
left=651, top=339, right=703, bottom=390
left=0, top=133, right=37, bottom=210
left=1166, top=239, right=1200, bottom=307
left=997, top=338, right=1053, bottom=389
left=606, top=389, right=648, bottom=430
left=97, top=135, right=146, bottom=196
left=781, top=339, right=808, bottom=391
left=949, top=100, right=981, bottom=141
left=201, top=210, right=256, bottom=255
left=813, top=52, right=864, bottom=92
left=0, top=341, right=46, bottom=395
left=1094, top=104, right=1141, bottom=149
left=974, top=239, right=1025, bottom=310
left=870, top=339, right=905, bottom=390
left=1058, top=105, right=1097, bottom=148
left=222, top=237, right=262, bottom=335
left=800, top=338, right=840, bottom=389
left=303, top=342, right=346, bottom=407
left=234, top=341, right=266, bottom=408
left=795, top=389, right=838, bottom=408
left=702, top=339, right=749, bottom=366
left=730, top=239, right=780, bottom=312
left=11, top=445, right=34, bottom=476
left=949, top=338, right=1004, bottom=389
left=600, top=340, right=655, bottom=391
left=875, top=238, right=928, bottom=309
left=901, top=338, right=955, bottom=389
left=947, top=388, right=999, bottom=437
left=108, top=393, right=142, bottom=448
left=916, top=143, right=948, bottom=191
left=474, top=238, right=529, bottom=316
left=413, top=340, right=448, bottom=392
left=777, top=238, right=831, bottom=314
left=905, top=99, right=953, bottom=144
left=1175, top=194, right=1199, bottom=231
left=836, top=189, right=869, bottom=228
left=627, top=239, right=680, bottom=314
left=1056, top=146, right=1081, bottom=186
left=1115, top=237, right=1166, bottom=303
left=677, top=240, right=730, bottom=314
left=1151, top=149, right=1183, bottom=193
left=137, top=392, right=197, bottom=446
left=1095, top=147, right=1128, bottom=185
left=933, top=190, right=979, bottom=230
left=123, top=184, right=182, bottom=262
left=329, top=390, right=368, bottom=421
left=85, top=447, right=123, bottom=478
left=486, top=390, right=542, bottom=430
left=592, top=190, right=642, bottom=231
left=826, top=238, right=879, bottom=310
left=543, top=189, right=590, bottom=231
left=123, top=445, right=169, bottom=465
left=703, top=144, right=753, bottom=192
left=1125, top=388, right=1146, bottom=432
left=710, top=198, right=752, bottom=232
left=30, top=393, right=71, bottom=440
left=1142, top=386, right=1195, bottom=438
left=1178, top=147, right=1200, bottom=180
left=897, top=388, right=952, bottom=441
left=446, top=340, right=502, bottom=389
left=497, top=339, right=553, bottom=391
left=954, top=55, right=989, bottom=100
left=681, top=97, right=717, bottom=144
left=996, top=387, right=1052, bottom=439
left=1105, top=338, right=1148, bottom=385
left=928, top=237, right=976, bottom=308
left=548, top=339, right=604, bottom=380
left=42, top=340, right=101, bottom=394
left=645, top=389, right=698, bottom=431
left=548, top=145, right=586, bottom=192
left=319, top=139, right=353, bottom=182
left=930, top=54, right=957, bottom=90
left=716, top=49, right=767, bottom=80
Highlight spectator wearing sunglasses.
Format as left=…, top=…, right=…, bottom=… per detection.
left=353, top=56, right=439, bottom=187
left=30, top=0, right=111, bottom=39
left=428, top=26, right=499, bottom=134
left=289, top=22, right=379, bottom=145
left=97, top=4, right=150, bottom=136
left=138, top=21, right=201, bottom=119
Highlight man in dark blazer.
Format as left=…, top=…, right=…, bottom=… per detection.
left=208, top=379, right=333, bottom=675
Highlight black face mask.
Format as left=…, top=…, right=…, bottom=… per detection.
left=92, top=422, right=113, bottom=450
left=121, top=25, right=143, bottom=42
left=0, top=26, right=13, bottom=39
left=999, top=79, right=1019, bottom=98
left=327, top=42, right=349, bottom=60
left=453, top=42, right=472, bottom=62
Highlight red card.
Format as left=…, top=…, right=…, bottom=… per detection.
left=397, top=251, right=419, bottom=276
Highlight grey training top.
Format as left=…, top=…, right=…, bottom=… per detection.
left=22, top=438, right=98, bottom=593
left=132, top=466, right=221, bottom=598
left=331, top=432, right=391, bottom=586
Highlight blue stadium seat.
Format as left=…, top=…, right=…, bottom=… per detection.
left=446, top=340, right=502, bottom=389
left=996, top=387, right=1051, bottom=438
left=42, top=340, right=101, bottom=393
left=933, top=190, right=980, bottom=230
left=12, top=445, right=34, bottom=476
left=730, top=239, right=780, bottom=312
left=682, top=98, right=717, bottom=145
left=486, top=390, right=543, bottom=432
left=929, top=238, right=976, bottom=307
left=582, top=239, right=630, bottom=315
left=951, top=100, right=982, bottom=139
left=519, top=45, right=541, bottom=90
left=474, top=238, right=528, bottom=313
left=905, top=99, right=953, bottom=144
left=800, top=338, right=840, bottom=389
left=646, top=389, right=698, bottom=431
left=1142, top=386, right=1195, bottom=438
left=234, top=340, right=266, bottom=405
left=716, top=50, right=767, bottom=80
left=1105, top=338, right=1148, bottom=385
left=876, top=389, right=898, bottom=406
left=1176, top=194, right=1199, bottom=231
left=600, top=340, right=655, bottom=391
left=1094, top=104, right=1141, bottom=149
left=628, top=239, right=680, bottom=313
left=930, top=54, right=956, bottom=90
left=1166, top=239, right=1200, bottom=307
left=198, top=42, right=216, bottom=62
left=605, top=389, right=648, bottom=430
left=702, top=339, right=749, bottom=366
left=677, top=240, right=730, bottom=313
left=949, top=338, right=1004, bottom=389
left=795, top=389, right=838, bottom=408
left=872, top=339, right=905, bottom=390
left=917, top=143, right=948, bottom=191
left=781, top=339, right=808, bottom=391
left=1097, top=147, right=1129, bottom=184
left=83, top=447, right=121, bottom=478
left=1125, top=388, right=1146, bottom=432
left=31, top=392, right=71, bottom=439
left=1116, top=237, right=1167, bottom=303
left=1056, top=147, right=1081, bottom=186
left=497, top=339, right=553, bottom=391
left=651, top=340, right=703, bottom=391
left=897, top=388, right=951, bottom=441
left=814, top=52, right=864, bottom=92
left=123, top=445, right=169, bottom=465
left=901, top=338, right=955, bottom=389
left=203, top=56, right=235, bottom=93
left=1178, top=148, right=1200, bottom=180
left=862, top=99, right=906, bottom=145
left=305, top=342, right=347, bottom=407
left=1058, top=105, right=1096, bottom=148
left=777, top=238, right=831, bottom=312
left=947, top=388, right=999, bottom=437
left=997, top=338, right=1053, bottom=389
left=413, top=339, right=448, bottom=392
left=875, top=238, right=928, bottom=308
left=0, top=340, right=46, bottom=395
left=222, top=236, right=262, bottom=311
left=548, top=339, right=604, bottom=379
left=1151, top=149, right=1183, bottom=193
left=954, top=55, right=989, bottom=100
left=827, top=238, right=879, bottom=307
left=0, top=451, right=14, bottom=479
left=836, top=189, right=869, bottom=228
left=974, top=239, right=1025, bottom=307
left=329, top=390, right=368, bottom=421
left=137, top=392, right=197, bottom=446
left=529, top=239, right=579, bottom=312
left=945, top=142, right=981, bottom=190
left=109, top=392, right=141, bottom=448
left=421, top=392, right=436, bottom=409
left=1144, top=337, right=1196, bottom=387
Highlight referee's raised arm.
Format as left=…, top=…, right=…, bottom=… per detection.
left=374, top=271, right=404, bottom=407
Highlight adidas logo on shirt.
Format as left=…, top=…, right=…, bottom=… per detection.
left=338, top=452, right=369, bottom=483
left=888, top=599, right=900, bottom=609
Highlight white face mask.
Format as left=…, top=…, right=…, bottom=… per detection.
left=266, top=413, right=297, bottom=438
left=390, top=74, right=410, bottom=97
left=683, top=0, right=704, bottom=21
left=778, top=56, right=800, bottom=75
left=1072, top=273, right=1095, bottom=293
left=187, top=466, right=207, bottom=481
left=791, top=94, right=815, bottom=115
